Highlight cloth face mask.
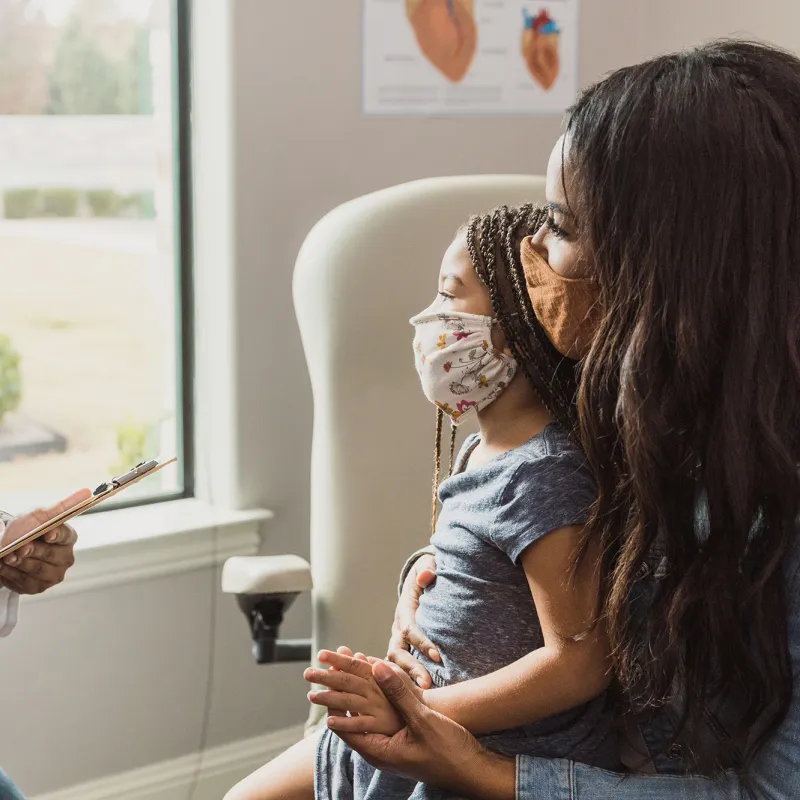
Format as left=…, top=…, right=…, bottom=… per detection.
left=410, top=311, right=517, bottom=425
left=521, top=236, right=600, bottom=360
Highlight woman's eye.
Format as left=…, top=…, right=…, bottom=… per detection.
left=438, top=290, right=455, bottom=300
left=545, top=215, right=569, bottom=240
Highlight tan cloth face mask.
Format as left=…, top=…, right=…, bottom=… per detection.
left=520, top=236, right=600, bottom=360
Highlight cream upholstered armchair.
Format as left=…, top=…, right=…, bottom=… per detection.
left=222, top=176, right=547, bottom=677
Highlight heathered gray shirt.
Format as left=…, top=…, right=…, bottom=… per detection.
left=316, top=424, right=618, bottom=800
left=415, top=424, right=616, bottom=761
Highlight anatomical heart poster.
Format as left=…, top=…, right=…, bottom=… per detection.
left=363, top=0, right=579, bottom=115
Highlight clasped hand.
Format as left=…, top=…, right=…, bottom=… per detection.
left=305, top=553, right=440, bottom=733
left=305, top=647, right=422, bottom=735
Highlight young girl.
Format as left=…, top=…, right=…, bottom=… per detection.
left=226, top=205, right=614, bottom=800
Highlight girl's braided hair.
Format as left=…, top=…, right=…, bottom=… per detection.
left=466, top=203, right=579, bottom=432
left=428, top=204, right=581, bottom=535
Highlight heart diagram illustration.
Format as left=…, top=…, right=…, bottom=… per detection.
left=406, top=0, right=478, bottom=83
left=522, top=9, right=561, bottom=91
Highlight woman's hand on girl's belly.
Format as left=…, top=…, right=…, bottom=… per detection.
left=387, top=553, right=441, bottom=689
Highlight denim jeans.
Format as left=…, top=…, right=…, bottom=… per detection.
left=0, top=771, right=25, bottom=800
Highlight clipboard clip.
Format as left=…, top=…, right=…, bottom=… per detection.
left=94, top=460, right=160, bottom=496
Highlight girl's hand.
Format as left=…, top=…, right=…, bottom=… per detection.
left=331, top=660, right=515, bottom=800
left=388, top=554, right=440, bottom=688
left=304, top=650, right=407, bottom=736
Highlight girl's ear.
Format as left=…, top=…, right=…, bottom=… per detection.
left=490, top=320, right=510, bottom=355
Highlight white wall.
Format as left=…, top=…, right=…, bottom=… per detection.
left=641, top=1, right=800, bottom=54
left=4, top=0, right=799, bottom=795
left=0, top=569, right=309, bottom=794
left=229, top=0, right=648, bottom=614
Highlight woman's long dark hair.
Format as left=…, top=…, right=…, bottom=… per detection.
left=568, top=40, right=800, bottom=771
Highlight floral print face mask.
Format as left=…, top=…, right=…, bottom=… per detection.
left=410, top=311, right=518, bottom=426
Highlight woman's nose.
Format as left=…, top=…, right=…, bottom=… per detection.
left=529, top=224, right=548, bottom=259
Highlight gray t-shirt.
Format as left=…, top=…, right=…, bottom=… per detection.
left=414, top=424, right=617, bottom=765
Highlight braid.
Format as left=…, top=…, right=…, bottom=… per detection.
left=431, top=407, right=444, bottom=537
left=448, top=423, right=457, bottom=477
left=427, top=204, right=581, bottom=543
left=466, top=204, right=580, bottom=434
left=500, top=208, right=555, bottom=368
left=427, top=414, right=459, bottom=540
left=503, top=206, right=577, bottom=411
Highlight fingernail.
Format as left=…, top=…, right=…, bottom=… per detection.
left=428, top=648, right=439, bottom=661
left=373, top=661, right=393, bottom=682
left=6, top=555, right=17, bottom=566
left=21, top=546, right=33, bottom=558
left=45, top=532, right=57, bottom=543
left=327, top=717, right=337, bottom=728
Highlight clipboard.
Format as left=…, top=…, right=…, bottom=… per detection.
left=0, top=457, right=177, bottom=560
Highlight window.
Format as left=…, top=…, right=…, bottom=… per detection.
left=0, top=0, right=192, bottom=512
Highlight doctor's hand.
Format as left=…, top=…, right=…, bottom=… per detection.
left=332, top=660, right=516, bottom=800
left=387, top=553, right=439, bottom=688
left=0, top=489, right=90, bottom=595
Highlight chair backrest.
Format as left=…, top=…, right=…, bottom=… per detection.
left=294, top=175, right=546, bottom=659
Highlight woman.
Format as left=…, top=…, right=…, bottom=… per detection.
left=332, top=39, right=800, bottom=798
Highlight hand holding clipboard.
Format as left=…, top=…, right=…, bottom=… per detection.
left=0, top=458, right=176, bottom=595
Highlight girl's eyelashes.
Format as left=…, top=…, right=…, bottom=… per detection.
left=438, top=290, right=455, bottom=300
left=545, top=215, right=569, bottom=240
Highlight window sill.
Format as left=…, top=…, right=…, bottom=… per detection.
left=24, top=498, right=273, bottom=603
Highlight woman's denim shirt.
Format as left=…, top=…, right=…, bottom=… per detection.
left=517, top=538, right=800, bottom=799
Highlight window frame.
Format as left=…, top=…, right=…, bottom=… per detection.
left=90, top=0, right=196, bottom=513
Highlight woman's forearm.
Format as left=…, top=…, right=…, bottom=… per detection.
left=423, top=644, right=610, bottom=735
left=455, top=749, right=516, bottom=800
